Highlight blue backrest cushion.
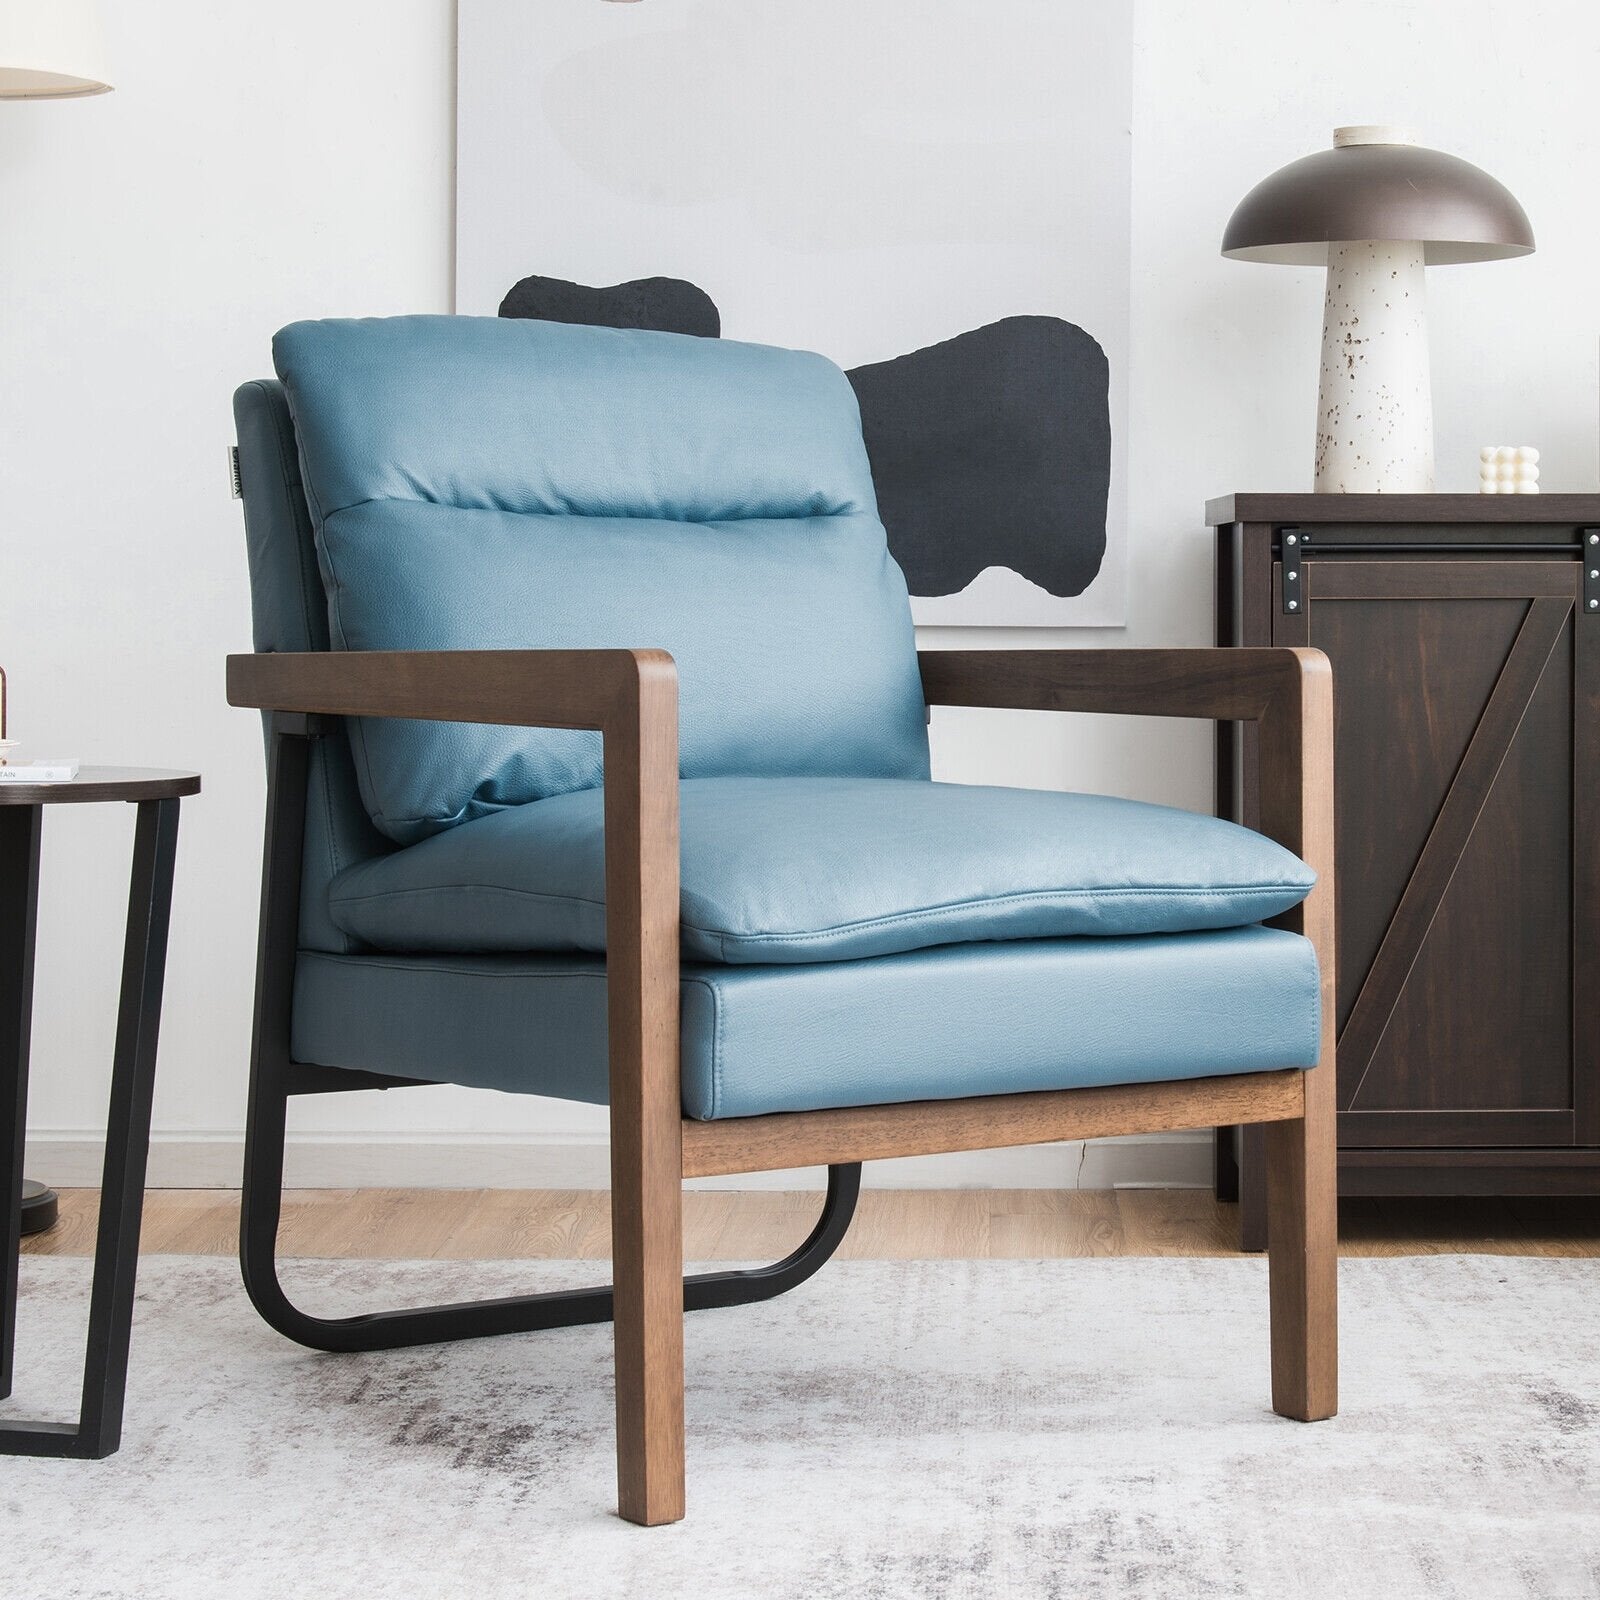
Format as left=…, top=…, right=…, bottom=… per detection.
left=233, top=378, right=391, bottom=953
left=273, top=316, right=930, bottom=844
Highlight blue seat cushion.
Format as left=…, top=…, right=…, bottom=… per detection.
left=327, top=777, right=1315, bottom=965
left=292, top=926, right=1320, bottom=1119
left=272, top=317, right=929, bottom=844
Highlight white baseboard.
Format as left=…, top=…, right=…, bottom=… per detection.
left=24, top=1129, right=1211, bottom=1191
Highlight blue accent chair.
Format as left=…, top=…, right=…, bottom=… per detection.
left=228, top=315, right=1337, bottom=1526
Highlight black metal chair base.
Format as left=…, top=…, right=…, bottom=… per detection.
left=241, top=1086, right=861, bottom=1354
left=19, top=1179, right=57, bottom=1237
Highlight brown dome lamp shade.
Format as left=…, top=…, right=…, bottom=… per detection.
left=1222, top=127, right=1533, bottom=494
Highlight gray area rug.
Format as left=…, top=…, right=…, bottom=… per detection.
left=2, top=1255, right=1597, bottom=1599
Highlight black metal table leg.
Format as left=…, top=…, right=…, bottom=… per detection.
left=0, top=797, right=181, bottom=1457
left=0, top=807, right=43, bottom=1404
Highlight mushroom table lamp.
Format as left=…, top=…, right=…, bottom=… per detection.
left=1222, top=126, right=1533, bottom=493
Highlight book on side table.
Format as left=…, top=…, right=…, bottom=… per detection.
left=0, top=759, right=81, bottom=783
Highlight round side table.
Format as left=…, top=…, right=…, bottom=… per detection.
left=0, top=766, right=199, bottom=1459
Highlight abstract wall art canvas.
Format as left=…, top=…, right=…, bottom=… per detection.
left=457, top=1, right=1131, bottom=626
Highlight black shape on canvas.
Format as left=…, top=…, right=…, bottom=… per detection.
left=499, top=280, right=1108, bottom=602
left=499, top=274, right=721, bottom=338
left=847, top=316, right=1110, bottom=599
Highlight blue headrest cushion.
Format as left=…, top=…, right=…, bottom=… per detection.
left=273, top=316, right=929, bottom=842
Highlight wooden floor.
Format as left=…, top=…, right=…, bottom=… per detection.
left=21, top=1188, right=1600, bottom=1260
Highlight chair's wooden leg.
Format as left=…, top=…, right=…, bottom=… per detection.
left=1266, top=1058, right=1338, bottom=1420
left=605, top=666, right=686, bottom=1526
left=1258, top=643, right=1337, bottom=1418
left=609, top=1093, right=685, bottom=1526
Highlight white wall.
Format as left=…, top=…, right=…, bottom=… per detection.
left=5, top=0, right=1597, bottom=1192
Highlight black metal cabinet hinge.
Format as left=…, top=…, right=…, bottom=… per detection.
left=1278, top=527, right=1303, bottom=614
left=1584, top=529, right=1600, bottom=617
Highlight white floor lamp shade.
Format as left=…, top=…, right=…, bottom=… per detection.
left=0, top=0, right=111, bottom=98
left=1223, top=128, right=1532, bottom=493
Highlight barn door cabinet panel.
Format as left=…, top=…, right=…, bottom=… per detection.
left=1210, top=494, right=1600, bottom=1250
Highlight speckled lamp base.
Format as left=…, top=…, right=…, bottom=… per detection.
left=1315, top=238, right=1434, bottom=492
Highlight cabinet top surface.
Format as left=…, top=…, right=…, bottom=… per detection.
left=1207, top=493, right=1600, bottom=526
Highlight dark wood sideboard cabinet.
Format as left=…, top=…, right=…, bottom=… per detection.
left=1211, top=493, right=1600, bottom=1250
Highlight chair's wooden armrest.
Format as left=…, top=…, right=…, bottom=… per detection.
left=918, top=647, right=1327, bottom=725
left=919, top=646, right=1333, bottom=970
left=226, top=647, right=676, bottom=734
left=228, top=647, right=683, bottom=1117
